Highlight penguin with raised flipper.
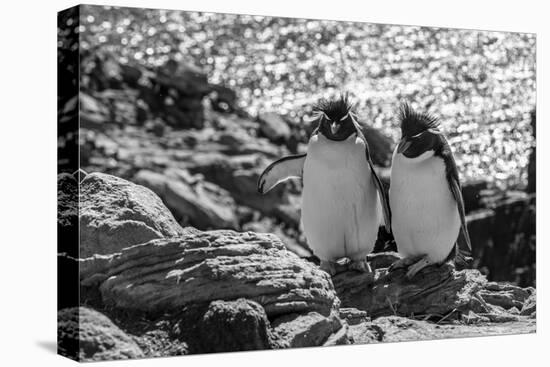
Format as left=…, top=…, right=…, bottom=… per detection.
left=258, top=94, right=391, bottom=275
left=388, top=103, right=471, bottom=279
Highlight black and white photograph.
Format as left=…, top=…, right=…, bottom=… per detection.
left=55, top=2, right=537, bottom=363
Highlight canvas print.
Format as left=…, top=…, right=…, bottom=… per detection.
left=57, top=4, right=536, bottom=362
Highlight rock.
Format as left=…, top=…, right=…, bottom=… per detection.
left=242, top=217, right=312, bottom=258
left=520, top=291, right=536, bottom=316
left=134, top=169, right=239, bottom=230
left=468, top=193, right=536, bottom=286
left=462, top=180, right=489, bottom=212
left=360, top=125, right=394, bottom=167
left=478, top=282, right=533, bottom=310
left=80, top=230, right=339, bottom=318
left=258, top=112, right=291, bottom=143
left=79, top=172, right=186, bottom=257
left=133, top=170, right=169, bottom=197
left=58, top=173, right=78, bottom=257
left=271, top=311, right=349, bottom=348
left=58, top=307, right=144, bottom=361
left=332, top=263, right=535, bottom=321
left=156, top=59, right=211, bottom=98
left=187, top=153, right=289, bottom=215
left=150, top=59, right=211, bottom=129
left=271, top=203, right=301, bottom=229
left=209, top=84, right=239, bottom=112
left=339, top=308, right=370, bottom=325
left=196, top=299, right=275, bottom=352
left=80, top=92, right=109, bottom=129
left=348, top=316, right=535, bottom=344
left=366, top=252, right=401, bottom=270
left=164, top=174, right=238, bottom=229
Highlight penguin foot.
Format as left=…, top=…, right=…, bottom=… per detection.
left=320, top=260, right=337, bottom=276
left=349, top=258, right=373, bottom=274
left=406, top=256, right=433, bottom=279
left=388, top=255, right=423, bottom=272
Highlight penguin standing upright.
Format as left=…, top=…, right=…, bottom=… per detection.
left=389, top=103, right=471, bottom=279
left=258, top=95, right=391, bottom=275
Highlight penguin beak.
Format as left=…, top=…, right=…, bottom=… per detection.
left=330, top=122, right=340, bottom=135
left=397, top=138, right=412, bottom=154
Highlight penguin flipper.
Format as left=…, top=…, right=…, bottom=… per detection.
left=441, top=141, right=472, bottom=253
left=257, top=153, right=307, bottom=194
left=368, top=160, right=391, bottom=233
left=355, top=130, right=391, bottom=233
left=449, top=177, right=472, bottom=252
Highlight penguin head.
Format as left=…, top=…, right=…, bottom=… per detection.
left=311, top=94, right=358, bottom=141
left=397, top=103, right=444, bottom=161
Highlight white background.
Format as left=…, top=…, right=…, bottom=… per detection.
left=0, top=0, right=547, bottom=365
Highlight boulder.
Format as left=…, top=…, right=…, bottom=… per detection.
left=186, top=153, right=289, bottom=214
left=155, top=59, right=211, bottom=98
left=196, top=299, right=275, bottom=352
left=80, top=230, right=339, bottom=318
left=80, top=92, right=110, bottom=129
left=134, top=169, right=239, bottom=230
left=339, top=308, right=370, bottom=325
left=520, top=291, right=536, bottom=316
left=58, top=173, right=79, bottom=257
left=242, top=217, right=312, bottom=258
left=79, top=172, right=186, bottom=257
left=58, top=307, right=144, bottom=362
left=258, top=112, right=291, bottom=143
left=271, top=311, right=349, bottom=348
left=164, top=177, right=238, bottom=230
left=332, top=261, right=535, bottom=321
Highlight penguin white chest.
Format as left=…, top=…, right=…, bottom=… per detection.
left=389, top=150, right=460, bottom=263
left=302, top=134, right=382, bottom=261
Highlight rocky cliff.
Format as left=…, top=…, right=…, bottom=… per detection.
left=58, top=172, right=535, bottom=361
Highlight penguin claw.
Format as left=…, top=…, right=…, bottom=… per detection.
left=349, top=259, right=372, bottom=274
left=388, top=255, right=422, bottom=272
left=405, top=256, right=432, bottom=279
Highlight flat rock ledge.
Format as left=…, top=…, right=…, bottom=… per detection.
left=333, top=253, right=536, bottom=323
left=80, top=230, right=339, bottom=318
left=77, top=228, right=348, bottom=354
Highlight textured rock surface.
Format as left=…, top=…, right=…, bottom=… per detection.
left=58, top=173, right=79, bottom=257
left=272, top=311, right=349, bottom=348
left=134, top=169, right=238, bottom=229
left=258, top=112, right=291, bottom=143
left=196, top=299, right=275, bottom=352
left=333, top=261, right=535, bottom=321
left=58, top=307, right=144, bottom=361
left=72, top=172, right=536, bottom=359
left=186, top=152, right=294, bottom=215
left=348, top=316, right=535, bottom=344
left=79, top=172, right=186, bottom=257
left=81, top=230, right=338, bottom=318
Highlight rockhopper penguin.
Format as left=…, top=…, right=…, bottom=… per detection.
left=389, top=103, right=472, bottom=279
left=257, top=95, right=391, bottom=275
